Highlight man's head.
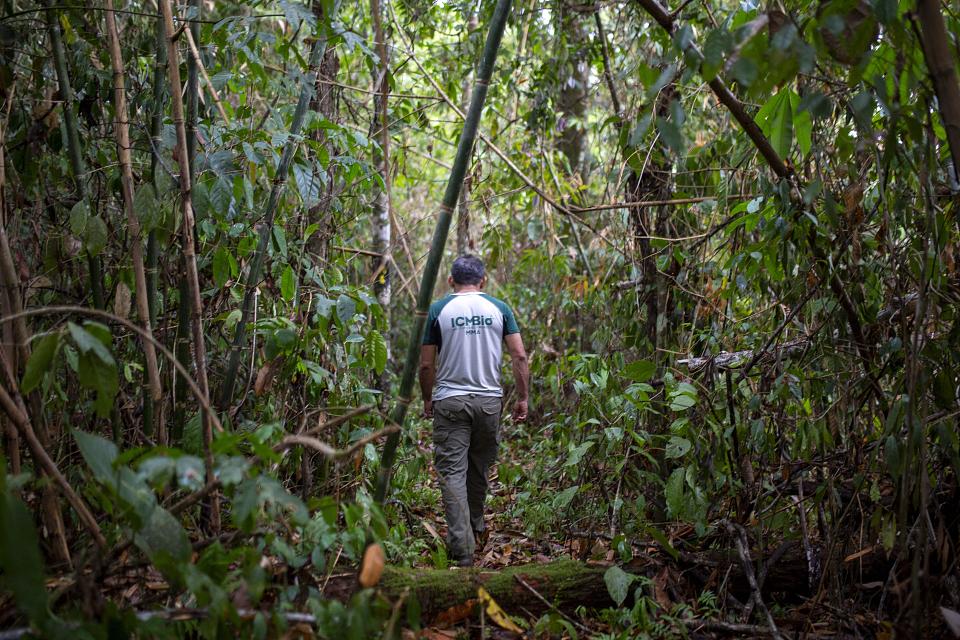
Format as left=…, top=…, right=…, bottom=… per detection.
left=449, top=254, right=486, bottom=290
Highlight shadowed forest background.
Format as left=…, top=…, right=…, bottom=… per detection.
left=1, top=0, right=960, bottom=636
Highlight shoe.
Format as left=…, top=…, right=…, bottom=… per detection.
left=455, top=557, right=474, bottom=568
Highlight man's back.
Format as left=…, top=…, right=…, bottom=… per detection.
left=423, top=291, right=519, bottom=401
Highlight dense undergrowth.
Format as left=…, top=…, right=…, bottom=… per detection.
left=1, top=0, right=960, bottom=637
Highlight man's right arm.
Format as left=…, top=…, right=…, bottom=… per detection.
left=504, top=333, right=529, bottom=422
left=419, top=345, right=437, bottom=417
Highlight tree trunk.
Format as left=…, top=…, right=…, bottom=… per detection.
left=915, top=0, right=960, bottom=184
left=557, top=1, right=590, bottom=177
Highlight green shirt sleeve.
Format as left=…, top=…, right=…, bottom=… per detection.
left=422, top=302, right=442, bottom=346
left=502, top=304, right=520, bottom=336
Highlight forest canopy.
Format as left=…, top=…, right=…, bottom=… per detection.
left=1, top=0, right=959, bottom=636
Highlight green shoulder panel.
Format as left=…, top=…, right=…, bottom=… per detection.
left=481, top=294, right=520, bottom=336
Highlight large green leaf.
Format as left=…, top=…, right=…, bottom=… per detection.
left=757, top=88, right=794, bottom=160
left=0, top=465, right=50, bottom=626
left=624, top=360, right=655, bottom=382
left=366, top=329, right=388, bottom=374
left=134, top=506, right=191, bottom=565
left=21, top=332, right=60, bottom=394
left=73, top=429, right=118, bottom=487
left=603, top=565, right=635, bottom=606
left=280, top=265, right=296, bottom=302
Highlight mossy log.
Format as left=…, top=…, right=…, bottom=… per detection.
left=325, top=559, right=614, bottom=617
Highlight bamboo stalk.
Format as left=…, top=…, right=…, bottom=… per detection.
left=915, top=0, right=960, bottom=179
left=218, top=2, right=342, bottom=409
left=160, top=0, right=219, bottom=532
left=374, top=0, right=513, bottom=503
left=45, top=2, right=105, bottom=309
left=104, top=0, right=163, bottom=438
left=182, top=26, right=230, bottom=124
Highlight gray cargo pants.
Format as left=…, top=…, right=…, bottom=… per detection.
left=432, top=393, right=502, bottom=563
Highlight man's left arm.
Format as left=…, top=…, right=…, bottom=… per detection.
left=504, top=333, right=529, bottom=422
left=419, top=345, right=437, bottom=418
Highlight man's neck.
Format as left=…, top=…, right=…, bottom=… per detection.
left=452, top=285, right=483, bottom=294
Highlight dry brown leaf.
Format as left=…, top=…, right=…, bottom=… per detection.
left=653, top=566, right=672, bottom=609
left=434, top=599, right=477, bottom=627
left=421, top=518, right=442, bottom=543
left=358, top=543, right=385, bottom=588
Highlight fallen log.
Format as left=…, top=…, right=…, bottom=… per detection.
left=323, top=559, right=614, bottom=618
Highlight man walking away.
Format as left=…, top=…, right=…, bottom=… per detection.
left=420, top=254, right=529, bottom=567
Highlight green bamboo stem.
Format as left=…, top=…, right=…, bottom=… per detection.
left=374, top=0, right=513, bottom=504
left=160, top=0, right=219, bottom=532
left=46, top=2, right=105, bottom=309
left=218, top=3, right=341, bottom=410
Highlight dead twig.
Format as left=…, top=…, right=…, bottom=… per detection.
left=721, top=520, right=784, bottom=640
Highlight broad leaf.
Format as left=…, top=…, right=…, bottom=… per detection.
left=604, top=565, right=635, bottom=606
left=73, top=429, right=118, bottom=487
left=21, top=332, right=60, bottom=393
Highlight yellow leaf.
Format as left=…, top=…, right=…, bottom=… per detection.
left=477, top=586, right=522, bottom=633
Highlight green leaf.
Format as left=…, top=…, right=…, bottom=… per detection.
left=624, top=360, right=656, bottom=382
left=134, top=506, right=191, bottom=565
left=67, top=322, right=114, bottom=365
left=133, top=184, right=161, bottom=232
left=212, top=247, right=234, bottom=287
left=336, top=294, right=356, bottom=325
left=366, top=329, right=388, bottom=374
left=21, top=332, right=60, bottom=393
left=603, top=565, right=635, bottom=606
left=552, top=484, right=579, bottom=509
left=84, top=215, right=109, bottom=256
left=69, top=199, right=90, bottom=236
left=665, top=436, right=692, bottom=459
left=665, top=467, right=686, bottom=518
left=656, top=116, right=684, bottom=155
left=272, top=226, right=288, bottom=258
left=73, top=429, right=118, bottom=487
left=757, top=88, right=793, bottom=160
left=280, top=265, right=296, bottom=302
left=0, top=485, right=50, bottom=625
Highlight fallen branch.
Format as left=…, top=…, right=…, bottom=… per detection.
left=278, top=424, right=400, bottom=460
left=678, top=337, right=810, bottom=372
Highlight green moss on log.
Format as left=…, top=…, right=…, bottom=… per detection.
left=379, top=559, right=612, bottom=615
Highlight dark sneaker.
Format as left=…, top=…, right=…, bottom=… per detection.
left=456, top=557, right=474, bottom=568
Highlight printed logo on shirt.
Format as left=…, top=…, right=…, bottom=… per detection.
left=450, top=315, right=494, bottom=328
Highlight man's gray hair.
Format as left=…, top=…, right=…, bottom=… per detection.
left=451, top=254, right=485, bottom=285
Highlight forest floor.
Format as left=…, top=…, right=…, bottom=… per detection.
left=372, top=421, right=892, bottom=639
